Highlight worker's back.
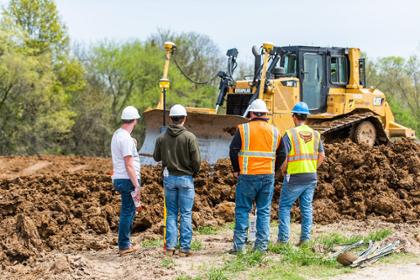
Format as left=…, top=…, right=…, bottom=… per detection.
left=153, top=125, right=201, bottom=176
left=238, top=120, right=280, bottom=175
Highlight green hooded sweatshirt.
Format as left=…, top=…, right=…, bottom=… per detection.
left=153, top=125, right=201, bottom=176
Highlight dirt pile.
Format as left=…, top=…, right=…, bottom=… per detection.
left=314, top=139, right=420, bottom=223
left=0, top=160, right=238, bottom=266
left=0, top=139, right=419, bottom=266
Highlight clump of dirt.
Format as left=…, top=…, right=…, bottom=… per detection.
left=0, top=139, right=419, bottom=266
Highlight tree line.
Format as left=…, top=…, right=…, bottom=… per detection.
left=0, top=0, right=418, bottom=156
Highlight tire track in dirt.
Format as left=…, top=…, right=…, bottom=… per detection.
left=67, top=164, right=90, bottom=173
left=18, top=161, right=52, bottom=177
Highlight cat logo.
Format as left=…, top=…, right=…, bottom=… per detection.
left=299, top=131, right=313, bottom=143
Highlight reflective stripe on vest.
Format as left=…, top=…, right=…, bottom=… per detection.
left=243, top=123, right=250, bottom=174
left=286, top=125, right=320, bottom=174
left=238, top=121, right=280, bottom=175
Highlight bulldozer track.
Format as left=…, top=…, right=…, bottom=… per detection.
left=309, top=112, right=388, bottom=142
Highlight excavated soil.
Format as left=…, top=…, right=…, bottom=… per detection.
left=0, top=139, right=419, bottom=267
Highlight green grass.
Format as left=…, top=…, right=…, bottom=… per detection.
left=225, top=222, right=235, bottom=230
left=141, top=239, right=162, bottom=249
left=203, top=250, right=267, bottom=279
left=366, top=229, right=392, bottom=241
left=223, top=250, right=267, bottom=273
left=207, top=268, right=228, bottom=280
left=379, top=252, right=418, bottom=264
left=161, top=256, right=175, bottom=269
left=196, top=229, right=396, bottom=280
left=317, top=228, right=393, bottom=250
left=175, top=274, right=202, bottom=280
left=191, top=239, right=203, bottom=251
left=268, top=243, right=335, bottom=266
left=196, top=225, right=218, bottom=235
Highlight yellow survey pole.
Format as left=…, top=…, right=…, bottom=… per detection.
left=258, top=42, right=274, bottom=100
left=157, top=42, right=176, bottom=109
left=158, top=42, right=175, bottom=252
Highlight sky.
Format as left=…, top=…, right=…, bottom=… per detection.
left=1, top=0, right=419, bottom=64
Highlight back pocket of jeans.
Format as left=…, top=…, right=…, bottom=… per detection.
left=113, top=180, right=123, bottom=192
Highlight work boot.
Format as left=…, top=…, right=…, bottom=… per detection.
left=179, top=250, right=192, bottom=257
left=119, top=245, right=138, bottom=256
left=165, top=248, right=175, bottom=256
left=253, top=248, right=267, bottom=254
left=228, top=248, right=245, bottom=255
left=297, top=240, right=310, bottom=247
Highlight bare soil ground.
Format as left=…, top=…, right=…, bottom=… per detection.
left=0, top=220, right=418, bottom=280
left=0, top=139, right=419, bottom=279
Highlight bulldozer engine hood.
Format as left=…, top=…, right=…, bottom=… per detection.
left=167, top=125, right=186, bottom=137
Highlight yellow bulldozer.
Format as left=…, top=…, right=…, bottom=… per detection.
left=140, top=42, right=415, bottom=164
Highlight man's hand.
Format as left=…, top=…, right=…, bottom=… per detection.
left=317, top=152, right=325, bottom=168
left=233, top=172, right=239, bottom=178
left=280, top=162, right=287, bottom=176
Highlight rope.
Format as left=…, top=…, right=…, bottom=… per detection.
left=172, top=55, right=219, bottom=85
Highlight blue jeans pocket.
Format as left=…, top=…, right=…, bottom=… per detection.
left=113, top=180, right=123, bottom=192
left=113, top=179, right=134, bottom=193
left=183, top=176, right=194, bottom=189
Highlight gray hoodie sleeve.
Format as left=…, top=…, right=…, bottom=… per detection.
left=189, top=135, right=201, bottom=174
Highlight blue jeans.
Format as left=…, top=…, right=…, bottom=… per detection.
left=113, top=179, right=138, bottom=250
left=164, top=175, right=195, bottom=252
left=233, top=174, right=275, bottom=252
left=278, top=180, right=316, bottom=242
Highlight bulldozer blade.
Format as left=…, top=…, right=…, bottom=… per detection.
left=139, top=109, right=247, bottom=165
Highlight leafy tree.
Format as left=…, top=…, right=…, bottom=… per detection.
left=0, top=28, right=74, bottom=154
left=87, top=39, right=220, bottom=123
left=62, top=75, right=112, bottom=156
left=0, top=0, right=78, bottom=154
left=367, top=55, right=420, bottom=134
left=2, top=0, right=69, bottom=57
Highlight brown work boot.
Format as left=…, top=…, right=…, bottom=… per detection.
left=165, top=248, right=175, bottom=256
left=179, top=250, right=192, bottom=257
left=119, top=245, right=138, bottom=256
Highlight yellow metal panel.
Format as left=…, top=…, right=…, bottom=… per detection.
left=326, top=88, right=346, bottom=115
left=347, top=48, right=362, bottom=89
left=270, top=78, right=300, bottom=133
left=185, top=107, right=216, bottom=114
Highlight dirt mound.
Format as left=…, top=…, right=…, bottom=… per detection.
left=315, top=139, right=420, bottom=223
left=0, top=139, right=419, bottom=266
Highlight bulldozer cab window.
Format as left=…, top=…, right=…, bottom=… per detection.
left=330, top=56, right=348, bottom=85
left=282, top=54, right=297, bottom=76
left=302, top=53, right=325, bottom=111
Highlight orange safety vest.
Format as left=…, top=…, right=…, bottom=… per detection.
left=238, top=120, right=280, bottom=175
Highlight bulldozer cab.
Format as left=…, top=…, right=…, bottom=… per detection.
left=221, top=45, right=367, bottom=118
left=278, top=46, right=365, bottom=114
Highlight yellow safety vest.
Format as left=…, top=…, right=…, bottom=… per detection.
left=238, top=120, right=280, bottom=175
left=286, top=125, right=320, bottom=174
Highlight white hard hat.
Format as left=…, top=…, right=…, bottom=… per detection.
left=169, top=104, right=187, bottom=117
left=249, top=99, right=269, bottom=113
left=121, top=106, right=141, bottom=120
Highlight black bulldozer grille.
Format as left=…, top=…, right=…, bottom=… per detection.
left=226, top=94, right=253, bottom=116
